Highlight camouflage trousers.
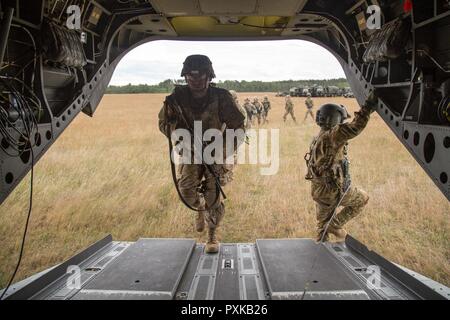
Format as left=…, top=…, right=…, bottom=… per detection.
left=252, top=114, right=261, bottom=125
left=304, top=109, right=314, bottom=121
left=262, top=111, right=269, bottom=124
left=178, top=163, right=233, bottom=229
left=311, top=181, right=369, bottom=235
left=283, top=108, right=297, bottom=122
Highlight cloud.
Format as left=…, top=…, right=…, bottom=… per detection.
left=110, top=40, right=346, bottom=85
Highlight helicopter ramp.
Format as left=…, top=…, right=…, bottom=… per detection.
left=2, top=235, right=448, bottom=300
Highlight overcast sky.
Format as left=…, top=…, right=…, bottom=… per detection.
left=110, top=40, right=346, bottom=85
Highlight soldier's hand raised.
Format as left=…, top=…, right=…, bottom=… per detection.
left=361, top=91, right=378, bottom=113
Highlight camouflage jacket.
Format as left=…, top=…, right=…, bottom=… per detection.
left=305, top=97, right=314, bottom=109
left=243, top=101, right=256, bottom=115
left=159, top=85, right=245, bottom=134
left=253, top=101, right=263, bottom=114
left=305, top=108, right=371, bottom=186
left=285, top=99, right=294, bottom=110
left=262, top=100, right=271, bottom=111
left=159, top=85, right=245, bottom=158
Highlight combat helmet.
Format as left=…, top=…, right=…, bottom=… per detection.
left=316, top=103, right=350, bottom=129
left=181, top=55, right=216, bottom=78
left=307, top=93, right=312, bottom=97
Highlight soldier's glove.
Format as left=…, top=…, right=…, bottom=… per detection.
left=361, top=91, right=378, bottom=114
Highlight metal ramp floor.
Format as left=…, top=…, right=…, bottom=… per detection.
left=2, top=235, right=449, bottom=300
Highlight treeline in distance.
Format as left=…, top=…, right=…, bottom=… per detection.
left=106, top=78, right=349, bottom=94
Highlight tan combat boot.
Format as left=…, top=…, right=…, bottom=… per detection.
left=328, top=226, right=348, bottom=242
left=205, top=228, right=219, bottom=254
left=195, top=211, right=205, bottom=233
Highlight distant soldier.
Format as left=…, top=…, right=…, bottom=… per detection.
left=158, top=55, right=245, bottom=253
left=304, top=93, right=378, bottom=242
left=230, top=90, right=249, bottom=128
left=283, top=95, right=297, bottom=123
left=262, top=96, right=271, bottom=124
left=242, top=98, right=256, bottom=128
left=304, top=93, right=314, bottom=122
left=253, top=97, right=263, bottom=126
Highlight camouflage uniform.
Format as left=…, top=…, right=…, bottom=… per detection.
left=305, top=108, right=371, bottom=241
left=243, top=99, right=256, bottom=127
left=159, top=85, right=245, bottom=231
left=230, top=90, right=248, bottom=129
left=283, top=97, right=297, bottom=123
left=253, top=98, right=263, bottom=126
left=304, top=97, right=314, bottom=121
left=262, top=97, right=271, bottom=124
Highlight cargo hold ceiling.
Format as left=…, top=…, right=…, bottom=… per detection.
left=149, top=0, right=308, bottom=16
left=135, top=0, right=329, bottom=37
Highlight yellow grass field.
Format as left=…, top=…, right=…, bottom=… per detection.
left=1, top=93, right=449, bottom=288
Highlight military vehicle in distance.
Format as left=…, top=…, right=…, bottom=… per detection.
left=345, top=91, right=355, bottom=98
left=310, top=84, right=325, bottom=97
left=289, top=86, right=301, bottom=96
left=324, top=85, right=341, bottom=97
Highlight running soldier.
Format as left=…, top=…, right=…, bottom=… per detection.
left=229, top=90, right=248, bottom=129
left=262, top=96, right=271, bottom=124
left=158, top=55, right=245, bottom=253
left=242, top=98, right=256, bottom=128
left=304, top=93, right=314, bottom=122
left=283, top=95, right=297, bottom=123
left=253, top=97, right=263, bottom=126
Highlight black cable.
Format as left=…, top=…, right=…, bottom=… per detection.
left=0, top=90, right=35, bottom=300
left=0, top=76, right=40, bottom=145
left=0, top=149, right=33, bottom=300
left=0, top=87, right=37, bottom=157
left=10, top=25, right=37, bottom=91
left=0, top=23, right=38, bottom=299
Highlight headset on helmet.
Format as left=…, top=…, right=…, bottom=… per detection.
left=316, top=103, right=351, bottom=128
left=181, top=55, right=216, bottom=78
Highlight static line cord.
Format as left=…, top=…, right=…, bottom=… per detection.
left=0, top=114, right=35, bottom=301
left=0, top=149, right=34, bottom=301
left=301, top=184, right=351, bottom=300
